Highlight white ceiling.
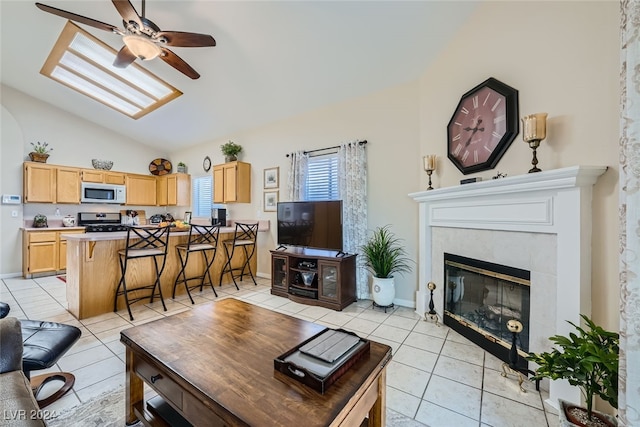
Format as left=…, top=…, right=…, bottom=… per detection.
left=1, top=1, right=478, bottom=151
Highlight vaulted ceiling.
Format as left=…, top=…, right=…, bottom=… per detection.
left=1, top=1, right=478, bottom=151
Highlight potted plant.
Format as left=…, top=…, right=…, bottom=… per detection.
left=221, top=140, right=242, bottom=162
left=28, top=141, right=52, bottom=163
left=360, top=225, right=412, bottom=307
left=528, top=314, right=619, bottom=427
left=177, top=162, right=187, bottom=173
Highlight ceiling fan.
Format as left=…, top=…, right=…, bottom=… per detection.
left=35, top=0, right=216, bottom=79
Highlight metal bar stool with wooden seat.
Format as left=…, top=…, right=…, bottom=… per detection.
left=173, top=224, right=221, bottom=304
left=114, top=225, right=171, bottom=321
left=219, top=222, right=258, bottom=289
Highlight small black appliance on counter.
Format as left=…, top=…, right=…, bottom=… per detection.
left=212, top=208, right=226, bottom=226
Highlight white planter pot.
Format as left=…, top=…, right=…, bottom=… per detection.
left=372, top=277, right=395, bottom=306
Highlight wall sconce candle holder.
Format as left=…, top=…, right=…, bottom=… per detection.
left=521, top=113, right=548, bottom=173
left=423, top=155, right=436, bottom=190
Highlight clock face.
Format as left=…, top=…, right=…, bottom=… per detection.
left=447, top=78, right=519, bottom=175
left=203, top=156, right=212, bottom=172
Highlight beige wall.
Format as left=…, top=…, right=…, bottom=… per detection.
left=1, top=1, right=620, bottom=332
left=418, top=1, right=620, bottom=330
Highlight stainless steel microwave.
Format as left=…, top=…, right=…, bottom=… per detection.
left=80, top=182, right=126, bottom=204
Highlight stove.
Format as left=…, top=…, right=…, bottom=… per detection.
left=78, top=212, right=128, bottom=233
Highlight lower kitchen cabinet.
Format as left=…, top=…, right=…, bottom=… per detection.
left=23, top=229, right=85, bottom=278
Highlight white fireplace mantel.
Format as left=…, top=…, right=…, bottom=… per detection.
left=409, top=165, right=607, bottom=408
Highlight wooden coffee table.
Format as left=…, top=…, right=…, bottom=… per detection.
left=120, top=298, right=392, bottom=427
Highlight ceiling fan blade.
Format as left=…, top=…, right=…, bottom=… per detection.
left=157, top=31, right=216, bottom=47
left=36, top=3, right=119, bottom=33
left=160, top=47, right=200, bottom=79
left=111, top=0, right=143, bottom=29
left=113, top=45, right=137, bottom=68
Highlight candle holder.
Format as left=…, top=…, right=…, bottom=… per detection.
left=423, top=155, right=436, bottom=190
left=423, top=281, right=440, bottom=326
left=501, top=319, right=526, bottom=392
left=521, top=113, right=547, bottom=173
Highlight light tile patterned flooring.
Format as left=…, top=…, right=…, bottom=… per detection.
left=1, top=275, right=559, bottom=427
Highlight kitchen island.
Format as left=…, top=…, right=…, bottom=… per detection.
left=63, top=224, right=264, bottom=320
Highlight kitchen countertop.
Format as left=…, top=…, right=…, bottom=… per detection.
left=61, top=220, right=269, bottom=241
left=22, top=226, right=85, bottom=232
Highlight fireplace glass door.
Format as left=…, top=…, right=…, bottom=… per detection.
left=444, top=253, right=531, bottom=358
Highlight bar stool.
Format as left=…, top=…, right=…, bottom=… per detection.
left=219, top=222, right=258, bottom=289
left=114, top=225, right=171, bottom=321
left=173, top=224, right=221, bottom=304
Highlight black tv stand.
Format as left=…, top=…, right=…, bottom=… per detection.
left=270, top=248, right=357, bottom=311
left=275, top=245, right=288, bottom=251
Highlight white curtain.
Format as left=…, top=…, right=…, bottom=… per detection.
left=619, top=2, right=640, bottom=426
left=338, top=141, right=368, bottom=299
left=287, top=151, right=308, bottom=201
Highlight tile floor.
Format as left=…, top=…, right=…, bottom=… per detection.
left=0, top=275, right=559, bottom=427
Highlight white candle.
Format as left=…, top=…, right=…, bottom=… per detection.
left=424, top=155, right=436, bottom=171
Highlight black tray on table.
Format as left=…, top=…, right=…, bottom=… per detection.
left=274, top=328, right=370, bottom=394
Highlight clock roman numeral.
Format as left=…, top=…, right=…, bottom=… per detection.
left=493, top=115, right=506, bottom=123
left=460, top=107, right=469, bottom=115
left=461, top=150, right=470, bottom=162
left=491, top=98, right=502, bottom=112
left=492, top=131, right=501, bottom=138
left=473, top=150, right=479, bottom=163
left=454, top=121, right=462, bottom=126
left=454, top=144, right=463, bottom=156
left=472, top=96, right=479, bottom=109
left=483, top=92, right=491, bottom=106
left=453, top=134, right=461, bottom=141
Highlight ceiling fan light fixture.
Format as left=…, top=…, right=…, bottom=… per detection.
left=123, top=35, right=161, bottom=60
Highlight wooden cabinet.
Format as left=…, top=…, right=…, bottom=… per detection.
left=82, top=169, right=125, bottom=185
left=270, top=249, right=356, bottom=311
left=157, top=173, right=191, bottom=206
left=125, top=174, right=157, bottom=206
left=22, top=229, right=84, bottom=278
left=213, top=161, right=251, bottom=203
left=23, top=162, right=80, bottom=204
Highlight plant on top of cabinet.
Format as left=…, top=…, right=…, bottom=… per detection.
left=221, top=140, right=242, bottom=162
left=177, top=162, right=187, bottom=173
left=29, top=141, right=52, bottom=163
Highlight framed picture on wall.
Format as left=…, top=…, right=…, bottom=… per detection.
left=264, top=167, right=279, bottom=189
left=264, top=191, right=278, bottom=212
left=184, top=211, right=192, bottom=224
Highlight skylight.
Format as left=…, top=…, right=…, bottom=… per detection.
left=40, top=22, right=182, bottom=119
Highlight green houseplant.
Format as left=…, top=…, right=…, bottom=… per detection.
left=528, top=314, right=619, bottom=427
left=360, top=225, right=412, bottom=307
left=29, top=141, right=52, bottom=163
left=220, top=140, right=242, bottom=162
left=177, top=162, right=187, bottom=173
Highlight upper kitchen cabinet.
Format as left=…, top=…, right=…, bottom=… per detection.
left=23, top=162, right=80, bottom=204
left=157, top=173, right=191, bottom=206
left=213, top=161, right=251, bottom=203
left=82, top=169, right=125, bottom=185
left=125, top=173, right=157, bottom=206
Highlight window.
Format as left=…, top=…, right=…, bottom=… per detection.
left=305, top=153, right=339, bottom=200
left=40, top=21, right=182, bottom=119
left=192, top=175, right=213, bottom=217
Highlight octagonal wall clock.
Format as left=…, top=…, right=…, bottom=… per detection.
left=447, top=77, right=519, bottom=175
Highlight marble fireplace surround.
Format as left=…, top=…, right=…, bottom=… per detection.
left=409, top=165, right=607, bottom=409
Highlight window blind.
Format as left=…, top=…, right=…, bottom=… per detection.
left=192, top=175, right=213, bottom=217
left=305, top=153, right=339, bottom=201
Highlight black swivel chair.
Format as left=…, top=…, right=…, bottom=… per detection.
left=173, top=224, right=221, bottom=303
left=219, top=222, right=258, bottom=289
left=114, top=225, right=171, bottom=321
left=0, top=302, right=81, bottom=408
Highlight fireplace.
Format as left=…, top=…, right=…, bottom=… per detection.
left=444, top=253, right=530, bottom=372
left=410, top=166, right=607, bottom=408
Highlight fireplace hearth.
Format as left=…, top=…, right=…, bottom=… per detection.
left=444, top=253, right=531, bottom=372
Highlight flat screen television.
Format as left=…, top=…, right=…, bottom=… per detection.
left=277, top=200, right=343, bottom=251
